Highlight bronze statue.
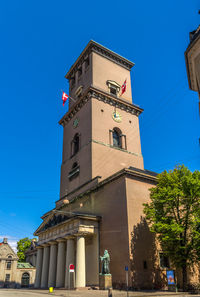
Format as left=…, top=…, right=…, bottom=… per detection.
left=100, top=250, right=110, bottom=274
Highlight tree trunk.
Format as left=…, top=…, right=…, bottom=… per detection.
left=182, top=265, right=187, bottom=291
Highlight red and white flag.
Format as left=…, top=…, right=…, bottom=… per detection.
left=62, top=91, right=69, bottom=106
left=120, top=79, right=127, bottom=96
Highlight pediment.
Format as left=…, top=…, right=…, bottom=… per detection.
left=0, top=243, right=17, bottom=259
left=34, top=211, right=71, bottom=236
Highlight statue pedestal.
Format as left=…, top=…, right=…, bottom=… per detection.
left=99, top=274, right=112, bottom=289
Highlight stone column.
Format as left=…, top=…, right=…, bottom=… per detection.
left=56, top=239, right=66, bottom=287
left=90, top=232, right=99, bottom=285
left=76, top=236, right=86, bottom=287
left=48, top=242, right=58, bottom=288
left=41, top=244, right=50, bottom=288
left=34, top=247, right=43, bottom=288
left=65, top=238, right=75, bottom=288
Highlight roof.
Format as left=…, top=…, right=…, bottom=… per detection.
left=128, top=166, right=158, bottom=177
left=17, top=262, right=35, bottom=269
left=65, top=40, right=135, bottom=79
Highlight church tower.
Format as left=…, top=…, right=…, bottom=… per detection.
left=34, top=41, right=158, bottom=290
left=59, top=41, right=144, bottom=201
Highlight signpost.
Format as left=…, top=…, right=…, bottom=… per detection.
left=125, top=266, right=129, bottom=297
left=68, top=264, right=75, bottom=289
left=69, top=264, right=75, bottom=273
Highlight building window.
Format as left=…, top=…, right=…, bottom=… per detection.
left=110, top=87, right=117, bottom=95
left=159, top=252, right=170, bottom=269
left=113, top=129, right=121, bottom=148
left=106, top=80, right=121, bottom=96
left=78, top=67, right=82, bottom=78
left=6, top=256, right=12, bottom=270
left=71, top=133, right=80, bottom=157
left=143, top=260, right=148, bottom=270
left=5, top=274, right=10, bottom=282
left=109, top=128, right=127, bottom=150
left=70, top=77, right=75, bottom=89
left=68, top=162, right=80, bottom=180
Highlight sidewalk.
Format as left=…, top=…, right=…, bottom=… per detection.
left=22, top=288, right=200, bottom=297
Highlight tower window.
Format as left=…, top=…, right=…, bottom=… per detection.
left=143, top=260, right=148, bottom=270
left=113, top=129, right=121, bottom=148
left=71, top=133, right=80, bottom=156
left=109, top=128, right=127, bottom=150
left=110, top=87, right=117, bottom=95
left=70, top=77, right=75, bottom=89
left=68, top=162, right=80, bottom=180
left=106, top=80, right=121, bottom=96
left=78, top=67, right=82, bottom=78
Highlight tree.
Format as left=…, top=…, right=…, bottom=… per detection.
left=17, top=237, right=32, bottom=262
left=143, top=165, right=200, bottom=290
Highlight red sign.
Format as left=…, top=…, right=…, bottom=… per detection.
left=69, top=264, right=75, bottom=272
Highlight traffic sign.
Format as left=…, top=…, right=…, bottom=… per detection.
left=125, top=266, right=128, bottom=271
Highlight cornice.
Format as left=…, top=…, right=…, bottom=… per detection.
left=66, top=40, right=134, bottom=79
left=59, top=87, right=143, bottom=126
left=185, top=33, right=200, bottom=91
left=57, top=167, right=157, bottom=211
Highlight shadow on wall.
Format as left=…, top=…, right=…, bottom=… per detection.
left=130, top=216, right=167, bottom=290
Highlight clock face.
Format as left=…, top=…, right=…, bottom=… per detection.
left=112, top=111, right=122, bottom=123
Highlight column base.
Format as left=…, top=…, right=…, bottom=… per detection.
left=99, top=274, right=112, bottom=289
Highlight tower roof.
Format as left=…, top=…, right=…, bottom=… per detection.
left=65, top=40, right=135, bottom=79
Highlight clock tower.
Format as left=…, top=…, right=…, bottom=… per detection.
left=59, top=41, right=144, bottom=201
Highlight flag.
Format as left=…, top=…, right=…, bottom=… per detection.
left=62, top=91, right=69, bottom=106
left=121, top=79, right=127, bottom=95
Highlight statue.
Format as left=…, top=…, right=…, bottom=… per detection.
left=100, top=250, right=110, bottom=274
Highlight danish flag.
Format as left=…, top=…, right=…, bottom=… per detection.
left=62, top=91, right=69, bottom=106
left=121, top=79, right=127, bottom=95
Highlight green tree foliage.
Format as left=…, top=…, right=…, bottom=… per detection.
left=17, top=237, right=32, bottom=262
left=143, top=165, right=200, bottom=290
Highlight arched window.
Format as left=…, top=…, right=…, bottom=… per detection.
left=6, top=256, right=12, bottom=270
left=71, top=133, right=80, bottom=156
left=21, top=272, right=30, bottom=287
left=113, top=128, right=122, bottom=148
left=74, top=134, right=79, bottom=154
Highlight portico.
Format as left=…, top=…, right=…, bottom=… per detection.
left=34, top=214, right=99, bottom=288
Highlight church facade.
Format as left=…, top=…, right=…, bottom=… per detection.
left=34, top=41, right=165, bottom=290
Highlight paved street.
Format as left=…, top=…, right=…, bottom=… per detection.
left=0, top=289, right=199, bottom=297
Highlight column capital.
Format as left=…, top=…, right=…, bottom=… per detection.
left=41, top=242, right=50, bottom=247
left=36, top=245, right=44, bottom=249
left=48, top=240, right=57, bottom=245
left=56, top=237, right=66, bottom=243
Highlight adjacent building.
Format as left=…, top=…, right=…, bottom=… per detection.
left=0, top=238, right=36, bottom=288
left=33, top=41, right=172, bottom=290
left=185, top=25, right=200, bottom=106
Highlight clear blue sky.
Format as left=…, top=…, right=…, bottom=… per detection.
left=0, top=0, right=199, bottom=249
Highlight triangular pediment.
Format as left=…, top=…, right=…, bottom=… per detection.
left=34, top=211, right=71, bottom=236
left=0, top=243, right=17, bottom=259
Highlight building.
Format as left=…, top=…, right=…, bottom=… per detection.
left=185, top=25, right=200, bottom=106
left=33, top=41, right=166, bottom=290
left=0, top=238, right=36, bottom=288
left=25, top=239, right=38, bottom=267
